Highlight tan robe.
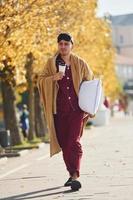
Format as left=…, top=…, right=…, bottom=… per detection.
left=37, top=52, right=93, bottom=157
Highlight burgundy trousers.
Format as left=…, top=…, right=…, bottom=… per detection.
left=54, top=110, right=84, bottom=177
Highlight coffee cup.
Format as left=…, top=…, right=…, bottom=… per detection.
left=59, top=64, right=66, bottom=75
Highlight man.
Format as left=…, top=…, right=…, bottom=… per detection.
left=38, top=33, right=94, bottom=190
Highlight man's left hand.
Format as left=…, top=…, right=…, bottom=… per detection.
left=84, top=112, right=95, bottom=118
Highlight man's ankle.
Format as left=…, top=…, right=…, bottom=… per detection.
left=72, top=172, right=78, bottom=180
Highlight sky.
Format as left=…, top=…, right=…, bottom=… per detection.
left=97, top=0, right=133, bottom=16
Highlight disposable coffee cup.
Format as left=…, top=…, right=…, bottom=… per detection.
left=59, top=64, right=66, bottom=75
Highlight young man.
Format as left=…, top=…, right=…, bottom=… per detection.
left=38, top=33, right=93, bottom=190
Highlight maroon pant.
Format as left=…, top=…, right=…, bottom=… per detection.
left=54, top=110, right=84, bottom=177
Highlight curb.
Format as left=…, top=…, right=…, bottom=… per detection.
left=0, top=142, right=47, bottom=159
left=0, top=150, right=29, bottom=158
left=0, top=157, right=8, bottom=164
left=6, top=146, right=39, bottom=151
left=0, top=152, right=20, bottom=157
left=6, top=142, right=47, bottom=151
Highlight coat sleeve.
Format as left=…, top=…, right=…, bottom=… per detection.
left=81, top=60, right=94, bottom=81
left=37, top=59, right=53, bottom=119
left=37, top=58, right=61, bottom=156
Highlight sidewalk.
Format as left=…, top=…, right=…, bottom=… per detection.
left=0, top=115, right=133, bottom=200
left=80, top=115, right=133, bottom=200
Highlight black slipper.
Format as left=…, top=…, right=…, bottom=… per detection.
left=71, top=180, right=82, bottom=191
left=64, top=177, right=72, bottom=187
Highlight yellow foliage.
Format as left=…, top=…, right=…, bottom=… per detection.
left=0, top=0, right=120, bottom=99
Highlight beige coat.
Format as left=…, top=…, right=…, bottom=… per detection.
left=37, top=52, right=93, bottom=157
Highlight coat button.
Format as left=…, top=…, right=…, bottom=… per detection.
left=68, top=97, right=71, bottom=100
left=67, top=77, right=70, bottom=80
left=67, top=87, right=69, bottom=90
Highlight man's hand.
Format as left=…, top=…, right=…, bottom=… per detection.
left=52, top=72, right=64, bottom=81
left=88, top=113, right=95, bottom=118
left=84, top=112, right=95, bottom=118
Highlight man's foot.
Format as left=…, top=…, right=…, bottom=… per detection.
left=64, top=177, right=72, bottom=187
left=71, top=180, right=82, bottom=191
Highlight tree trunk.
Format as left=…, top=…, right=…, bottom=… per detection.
left=34, top=87, right=47, bottom=137
left=25, top=52, right=35, bottom=141
left=1, top=80, right=22, bottom=145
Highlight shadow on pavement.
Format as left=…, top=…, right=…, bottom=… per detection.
left=0, top=186, right=76, bottom=200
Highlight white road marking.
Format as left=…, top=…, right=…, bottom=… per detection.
left=0, top=154, right=49, bottom=179
left=0, top=164, right=29, bottom=179
left=19, top=150, right=29, bottom=156
left=36, top=154, right=49, bottom=161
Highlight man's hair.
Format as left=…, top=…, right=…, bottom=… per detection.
left=57, top=33, right=73, bottom=44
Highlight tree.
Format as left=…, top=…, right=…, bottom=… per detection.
left=34, top=85, right=47, bottom=137
left=25, top=52, right=35, bottom=140
left=0, top=57, right=22, bottom=145
left=0, top=0, right=121, bottom=143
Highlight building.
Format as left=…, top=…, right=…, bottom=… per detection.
left=110, top=13, right=133, bottom=57
left=106, top=13, right=133, bottom=96
left=116, top=54, right=133, bottom=84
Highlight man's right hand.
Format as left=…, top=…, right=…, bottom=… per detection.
left=52, top=72, right=64, bottom=81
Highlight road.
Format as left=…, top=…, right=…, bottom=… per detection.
left=0, top=114, right=133, bottom=200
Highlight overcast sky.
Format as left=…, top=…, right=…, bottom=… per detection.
left=97, top=0, right=133, bottom=16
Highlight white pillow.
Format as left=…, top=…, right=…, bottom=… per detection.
left=78, top=79, right=102, bottom=115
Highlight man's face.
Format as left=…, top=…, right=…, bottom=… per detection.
left=58, top=40, right=73, bottom=56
